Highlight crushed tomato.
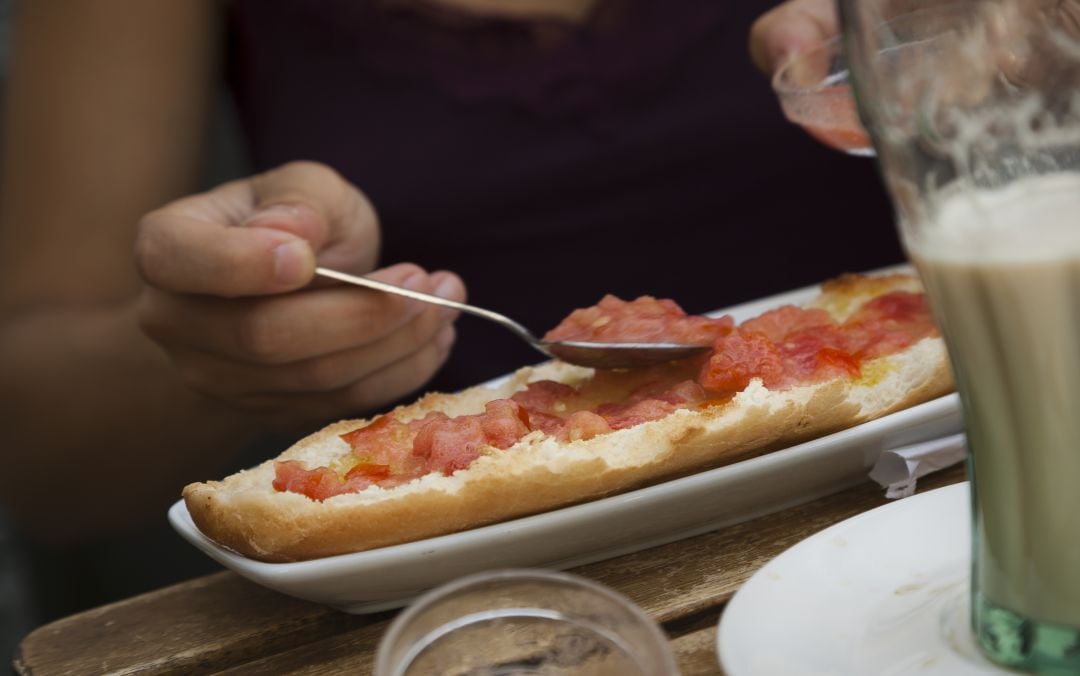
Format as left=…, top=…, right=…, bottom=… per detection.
left=543, top=294, right=732, bottom=346
left=275, top=289, right=939, bottom=501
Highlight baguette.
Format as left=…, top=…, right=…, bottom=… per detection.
left=184, top=272, right=954, bottom=562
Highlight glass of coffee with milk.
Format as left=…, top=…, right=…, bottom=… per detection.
left=838, top=0, right=1080, bottom=671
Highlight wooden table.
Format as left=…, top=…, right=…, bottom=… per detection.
left=13, top=463, right=965, bottom=675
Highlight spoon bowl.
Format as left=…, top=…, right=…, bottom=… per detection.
left=540, top=340, right=711, bottom=369
left=315, top=267, right=712, bottom=370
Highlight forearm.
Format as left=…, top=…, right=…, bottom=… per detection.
left=0, top=1, right=230, bottom=543
left=0, top=300, right=263, bottom=544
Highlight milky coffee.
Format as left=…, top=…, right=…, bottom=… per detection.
left=908, top=172, right=1080, bottom=627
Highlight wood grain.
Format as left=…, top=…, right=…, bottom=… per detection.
left=11, top=573, right=357, bottom=675
left=13, top=465, right=966, bottom=675
left=671, top=624, right=727, bottom=676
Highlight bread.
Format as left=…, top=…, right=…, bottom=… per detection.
left=184, top=272, right=954, bottom=562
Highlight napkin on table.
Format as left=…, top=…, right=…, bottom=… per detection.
left=868, top=433, right=967, bottom=499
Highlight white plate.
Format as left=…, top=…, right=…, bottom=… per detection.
left=718, top=482, right=1012, bottom=675
left=169, top=267, right=962, bottom=614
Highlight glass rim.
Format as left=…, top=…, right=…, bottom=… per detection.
left=771, top=34, right=848, bottom=96
left=374, top=567, right=676, bottom=676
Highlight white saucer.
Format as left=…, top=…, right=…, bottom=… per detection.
left=718, top=482, right=1011, bottom=675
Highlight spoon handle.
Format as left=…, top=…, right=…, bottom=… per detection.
left=314, top=267, right=543, bottom=347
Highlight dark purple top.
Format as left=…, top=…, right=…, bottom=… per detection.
left=226, top=0, right=902, bottom=395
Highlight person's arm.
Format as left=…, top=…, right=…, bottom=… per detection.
left=0, top=0, right=228, bottom=543
left=0, top=3, right=464, bottom=544
left=0, top=0, right=251, bottom=544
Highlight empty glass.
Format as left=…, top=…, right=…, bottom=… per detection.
left=374, top=569, right=677, bottom=676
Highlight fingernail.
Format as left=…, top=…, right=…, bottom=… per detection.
left=434, top=277, right=461, bottom=321
left=247, top=203, right=317, bottom=229
left=434, top=276, right=458, bottom=299
left=436, top=324, right=456, bottom=352
left=273, top=240, right=311, bottom=286
left=402, top=272, right=428, bottom=292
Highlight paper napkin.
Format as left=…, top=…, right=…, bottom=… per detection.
left=869, top=433, right=967, bottom=499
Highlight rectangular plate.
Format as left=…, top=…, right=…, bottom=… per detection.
left=169, top=266, right=962, bottom=613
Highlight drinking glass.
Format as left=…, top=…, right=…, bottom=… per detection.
left=771, top=9, right=966, bottom=157
left=772, top=35, right=875, bottom=156
left=838, top=0, right=1080, bottom=671
left=373, top=569, right=677, bottom=676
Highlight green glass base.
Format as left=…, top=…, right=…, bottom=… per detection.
left=974, top=593, right=1080, bottom=674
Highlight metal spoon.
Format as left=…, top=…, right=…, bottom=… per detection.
left=315, top=267, right=712, bottom=369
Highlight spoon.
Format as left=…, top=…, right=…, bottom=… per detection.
left=314, top=267, right=712, bottom=369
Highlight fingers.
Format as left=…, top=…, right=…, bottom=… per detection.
left=165, top=308, right=456, bottom=400
left=140, top=264, right=434, bottom=362
left=229, top=325, right=458, bottom=430
left=247, top=161, right=380, bottom=274
left=135, top=161, right=379, bottom=297
left=138, top=261, right=468, bottom=426
left=133, top=161, right=468, bottom=427
left=330, top=323, right=457, bottom=412
left=135, top=209, right=318, bottom=297
left=749, top=0, right=838, bottom=75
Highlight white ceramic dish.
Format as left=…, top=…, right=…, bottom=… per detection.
left=718, top=482, right=1011, bottom=675
left=169, top=268, right=962, bottom=614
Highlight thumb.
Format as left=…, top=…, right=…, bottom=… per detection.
left=136, top=161, right=377, bottom=298
left=135, top=208, right=318, bottom=297
left=246, top=161, right=380, bottom=274
left=242, top=203, right=326, bottom=287
left=135, top=175, right=322, bottom=298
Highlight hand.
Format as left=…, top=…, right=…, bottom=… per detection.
left=134, top=161, right=466, bottom=431
left=749, top=0, right=838, bottom=76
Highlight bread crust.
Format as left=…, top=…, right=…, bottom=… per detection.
left=184, top=275, right=955, bottom=562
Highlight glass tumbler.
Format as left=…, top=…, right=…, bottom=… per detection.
left=837, top=0, right=1080, bottom=671
left=772, top=34, right=875, bottom=156
left=373, top=569, right=678, bottom=676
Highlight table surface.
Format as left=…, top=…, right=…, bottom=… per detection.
left=12, top=463, right=966, bottom=675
